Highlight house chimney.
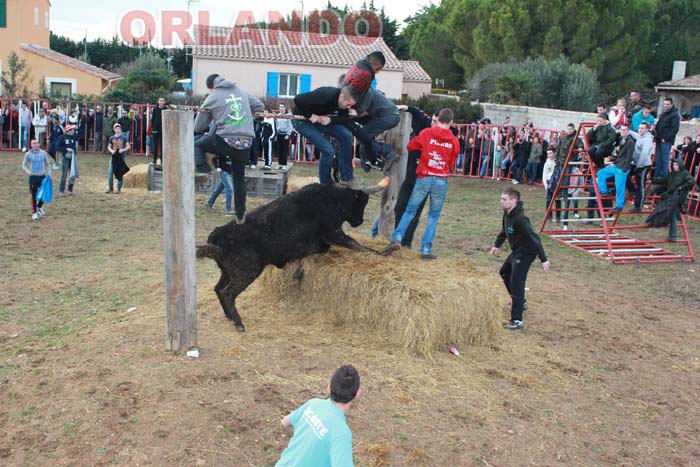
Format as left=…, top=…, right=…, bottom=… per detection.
left=672, top=61, right=686, bottom=81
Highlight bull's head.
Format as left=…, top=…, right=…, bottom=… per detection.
left=348, top=190, right=370, bottom=227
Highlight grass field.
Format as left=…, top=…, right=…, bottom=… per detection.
left=1, top=150, right=699, bottom=466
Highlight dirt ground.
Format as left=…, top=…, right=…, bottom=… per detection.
left=1, top=151, right=699, bottom=467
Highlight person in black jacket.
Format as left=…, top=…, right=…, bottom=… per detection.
left=292, top=85, right=361, bottom=188
left=117, top=108, right=132, bottom=148
left=654, top=97, right=681, bottom=179
left=490, top=187, right=550, bottom=330
left=93, top=105, right=104, bottom=152
left=151, top=97, right=166, bottom=164
left=596, top=124, right=636, bottom=213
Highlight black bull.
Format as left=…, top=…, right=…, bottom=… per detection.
left=197, top=183, right=378, bottom=332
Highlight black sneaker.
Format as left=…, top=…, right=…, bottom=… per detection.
left=504, top=320, right=524, bottom=330
left=359, top=152, right=371, bottom=173
left=421, top=253, right=438, bottom=260
left=523, top=301, right=528, bottom=311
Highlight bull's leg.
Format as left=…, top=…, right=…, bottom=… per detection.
left=322, top=229, right=378, bottom=253
left=214, top=271, right=237, bottom=322
left=215, top=264, right=265, bottom=332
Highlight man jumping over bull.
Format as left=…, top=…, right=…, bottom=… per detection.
left=292, top=84, right=362, bottom=189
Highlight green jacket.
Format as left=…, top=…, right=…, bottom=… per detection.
left=587, top=124, right=617, bottom=149
left=661, top=161, right=696, bottom=199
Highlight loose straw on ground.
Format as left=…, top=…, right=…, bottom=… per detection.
left=259, top=235, right=504, bottom=356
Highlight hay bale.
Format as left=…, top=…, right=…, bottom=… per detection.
left=122, top=163, right=150, bottom=189
left=287, top=176, right=319, bottom=192
left=258, top=235, right=504, bottom=356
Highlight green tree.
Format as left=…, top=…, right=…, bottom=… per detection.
left=445, top=0, right=657, bottom=96
left=489, top=72, right=533, bottom=105
left=397, top=95, right=483, bottom=123
left=642, top=0, right=700, bottom=85
left=1, top=51, right=32, bottom=97
left=403, top=4, right=463, bottom=89
left=467, top=57, right=600, bottom=111
left=106, top=53, right=172, bottom=102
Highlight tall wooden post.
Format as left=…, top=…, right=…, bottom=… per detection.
left=378, top=111, right=412, bottom=238
left=163, top=110, right=197, bottom=354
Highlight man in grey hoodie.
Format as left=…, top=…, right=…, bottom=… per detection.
left=195, top=74, right=264, bottom=224
left=628, top=121, right=654, bottom=211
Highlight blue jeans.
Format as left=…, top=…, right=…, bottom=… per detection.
left=391, top=176, right=449, bottom=255
left=596, top=166, right=629, bottom=209
left=479, top=154, right=491, bottom=177
left=208, top=170, right=233, bottom=212
left=108, top=152, right=126, bottom=191
left=59, top=154, right=76, bottom=193
left=669, top=205, right=678, bottom=240
left=292, top=120, right=354, bottom=184
left=525, top=162, right=539, bottom=183
left=656, top=142, right=672, bottom=178
left=20, top=126, right=29, bottom=149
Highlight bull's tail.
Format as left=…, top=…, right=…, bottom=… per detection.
left=196, top=243, right=222, bottom=260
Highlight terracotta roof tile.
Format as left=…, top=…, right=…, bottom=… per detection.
left=193, top=26, right=403, bottom=71
left=20, top=43, right=122, bottom=81
left=656, top=74, right=700, bottom=90
left=399, top=60, right=431, bottom=82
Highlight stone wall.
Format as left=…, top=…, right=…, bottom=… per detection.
left=480, top=102, right=699, bottom=145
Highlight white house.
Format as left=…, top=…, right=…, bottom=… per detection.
left=191, top=26, right=430, bottom=102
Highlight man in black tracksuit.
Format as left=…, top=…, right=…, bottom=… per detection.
left=491, top=187, right=550, bottom=330
left=393, top=104, right=434, bottom=247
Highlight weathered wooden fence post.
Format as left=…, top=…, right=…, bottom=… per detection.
left=378, top=111, right=412, bottom=238
left=163, top=110, right=197, bottom=354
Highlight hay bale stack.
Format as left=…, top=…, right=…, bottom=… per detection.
left=122, top=163, right=150, bottom=189
left=259, top=236, right=504, bottom=356
left=287, top=176, right=319, bottom=192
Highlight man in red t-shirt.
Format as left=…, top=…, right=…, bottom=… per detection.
left=380, top=108, right=459, bottom=260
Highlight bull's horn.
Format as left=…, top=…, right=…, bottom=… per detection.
left=361, top=177, right=391, bottom=194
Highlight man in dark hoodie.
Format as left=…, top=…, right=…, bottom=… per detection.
left=658, top=158, right=696, bottom=241
left=292, top=85, right=361, bottom=188
left=151, top=97, right=166, bottom=165
left=654, top=97, right=681, bottom=179
left=195, top=74, right=265, bottom=224
left=596, top=124, right=636, bottom=213
left=490, top=187, right=550, bottom=330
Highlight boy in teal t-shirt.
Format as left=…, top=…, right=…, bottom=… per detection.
left=275, top=365, right=361, bottom=467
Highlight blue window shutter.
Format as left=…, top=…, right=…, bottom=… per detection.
left=267, top=72, right=279, bottom=98
left=300, top=74, right=311, bottom=93
left=371, top=78, right=377, bottom=88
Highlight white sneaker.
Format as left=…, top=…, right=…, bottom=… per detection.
left=37, top=207, right=46, bottom=217
left=574, top=214, right=580, bottom=220
left=52, top=163, right=60, bottom=169
left=512, top=180, right=519, bottom=184
left=32, top=212, right=39, bottom=221
left=249, top=164, right=257, bottom=169
left=264, top=165, right=272, bottom=170
left=562, top=224, right=568, bottom=231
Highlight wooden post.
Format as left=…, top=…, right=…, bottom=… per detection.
left=378, top=111, right=412, bottom=238
left=163, top=110, right=197, bottom=354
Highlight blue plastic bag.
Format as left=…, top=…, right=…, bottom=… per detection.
left=37, top=175, right=53, bottom=204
